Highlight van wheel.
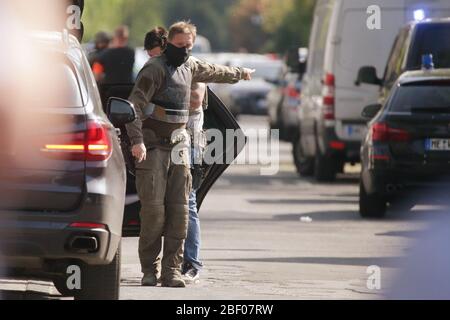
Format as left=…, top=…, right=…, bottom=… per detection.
left=314, top=153, right=337, bottom=182
left=359, top=181, right=386, bottom=218
left=74, top=243, right=121, bottom=300
left=293, top=135, right=314, bottom=176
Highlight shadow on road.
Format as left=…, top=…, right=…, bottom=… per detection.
left=206, top=256, right=403, bottom=268
left=250, top=198, right=357, bottom=205
left=274, top=210, right=361, bottom=222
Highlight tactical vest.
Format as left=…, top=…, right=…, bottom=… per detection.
left=147, top=55, right=192, bottom=124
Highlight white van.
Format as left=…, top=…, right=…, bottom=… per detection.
left=295, top=0, right=450, bottom=181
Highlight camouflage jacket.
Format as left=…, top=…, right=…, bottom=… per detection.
left=126, top=55, right=245, bottom=145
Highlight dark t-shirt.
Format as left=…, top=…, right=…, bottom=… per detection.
left=97, top=47, right=135, bottom=84
left=88, top=48, right=107, bottom=67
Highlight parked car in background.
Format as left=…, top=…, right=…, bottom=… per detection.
left=192, top=35, right=212, bottom=54
left=296, top=0, right=450, bottom=182
left=357, top=18, right=450, bottom=103
left=0, top=31, right=136, bottom=300
left=268, top=72, right=302, bottom=142
left=133, top=47, right=148, bottom=80
left=359, top=69, right=450, bottom=218
left=210, top=54, right=286, bottom=116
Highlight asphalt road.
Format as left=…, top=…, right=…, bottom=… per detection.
left=0, top=116, right=441, bottom=300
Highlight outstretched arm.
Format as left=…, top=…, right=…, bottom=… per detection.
left=191, top=57, right=254, bottom=84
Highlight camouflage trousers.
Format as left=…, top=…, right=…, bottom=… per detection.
left=136, top=129, right=192, bottom=279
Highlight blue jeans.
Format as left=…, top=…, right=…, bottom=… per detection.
left=184, top=190, right=203, bottom=271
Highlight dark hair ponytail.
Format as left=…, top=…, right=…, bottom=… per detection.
left=144, top=26, right=168, bottom=50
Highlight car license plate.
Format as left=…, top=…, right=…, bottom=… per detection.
left=425, top=139, right=450, bottom=151
left=343, top=124, right=367, bottom=139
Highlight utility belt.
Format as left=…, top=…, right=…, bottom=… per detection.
left=143, top=103, right=190, bottom=124
left=142, top=127, right=190, bottom=151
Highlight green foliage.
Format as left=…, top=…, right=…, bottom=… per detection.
left=81, top=0, right=314, bottom=53
left=83, top=0, right=163, bottom=47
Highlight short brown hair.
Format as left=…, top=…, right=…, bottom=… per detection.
left=168, top=21, right=197, bottom=41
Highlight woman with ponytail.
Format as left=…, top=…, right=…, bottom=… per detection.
left=144, top=26, right=168, bottom=58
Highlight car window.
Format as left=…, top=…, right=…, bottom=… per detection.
left=407, top=23, right=450, bottom=70
left=384, top=28, right=410, bottom=86
left=30, top=62, right=84, bottom=108
left=389, top=82, right=450, bottom=112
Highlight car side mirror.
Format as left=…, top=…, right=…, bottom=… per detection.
left=106, top=97, right=136, bottom=127
left=362, top=103, right=382, bottom=119
left=355, top=66, right=382, bottom=86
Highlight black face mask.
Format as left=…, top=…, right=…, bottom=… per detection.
left=165, top=43, right=191, bottom=67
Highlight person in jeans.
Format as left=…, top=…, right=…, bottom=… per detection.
left=183, top=82, right=207, bottom=284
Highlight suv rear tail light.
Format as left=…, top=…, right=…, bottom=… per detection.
left=371, top=123, right=411, bottom=142
left=42, top=120, right=112, bottom=161
left=322, top=73, right=335, bottom=120
left=69, top=222, right=107, bottom=230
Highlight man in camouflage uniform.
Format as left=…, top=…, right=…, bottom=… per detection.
left=126, top=21, right=254, bottom=288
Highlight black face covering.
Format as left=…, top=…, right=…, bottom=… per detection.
left=165, top=43, right=191, bottom=67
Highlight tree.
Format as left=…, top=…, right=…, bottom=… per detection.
left=83, top=0, right=163, bottom=46
left=228, top=0, right=314, bottom=53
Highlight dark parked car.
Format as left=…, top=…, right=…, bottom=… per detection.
left=359, top=69, right=450, bottom=218
left=0, top=31, right=135, bottom=300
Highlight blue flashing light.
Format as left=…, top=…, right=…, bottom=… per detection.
left=414, top=9, right=426, bottom=21
left=422, top=54, right=435, bottom=70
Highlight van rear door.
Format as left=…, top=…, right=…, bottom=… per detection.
left=333, top=0, right=405, bottom=142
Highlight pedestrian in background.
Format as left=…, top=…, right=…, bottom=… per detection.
left=92, top=25, right=135, bottom=84
left=88, top=31, right=111, bottom=67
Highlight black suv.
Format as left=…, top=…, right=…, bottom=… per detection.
left=0, top=31, right=136, bottom=299
left=360, top=69, right=450, bottom=218
left=357, top=19, right=450, bottom=103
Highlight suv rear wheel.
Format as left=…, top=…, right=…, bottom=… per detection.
left=53, top=244, right=121, bottom=300
left=359, top=181, right=387, bottom=218
left=76, top=243, right=121, bottom=300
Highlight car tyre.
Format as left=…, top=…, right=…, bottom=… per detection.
left=293, top=135, right=314, bottom=177
left=314, top=152, right=337, bottom=182
left=359, top=181, right=387, bottom=218
left=74, top=243, right=121, bottom=300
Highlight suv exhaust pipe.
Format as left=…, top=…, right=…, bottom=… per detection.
left=67, top=235, right=98, bottom=253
